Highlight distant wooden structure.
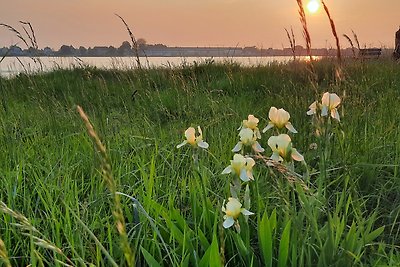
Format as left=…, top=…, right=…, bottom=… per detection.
left=358, top=48, right=382, bottom=59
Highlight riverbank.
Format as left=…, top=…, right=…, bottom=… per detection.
left=0, top=60, right=399, bottom=266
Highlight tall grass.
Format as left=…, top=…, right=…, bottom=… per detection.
left=0, top=59, right=399, bottom=265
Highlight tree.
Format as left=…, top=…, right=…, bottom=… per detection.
left=137, top=38, right=147, bottom=49
left=117, top=41, right=132, bottom=56
left=58, top=45, right=76, bottom=56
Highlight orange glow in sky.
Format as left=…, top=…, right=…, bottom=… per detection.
left=0, top=0, right=399, bottom=49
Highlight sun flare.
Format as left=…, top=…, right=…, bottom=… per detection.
left=307, top=0, right=320, bottom=13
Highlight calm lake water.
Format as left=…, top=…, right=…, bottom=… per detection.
left=0, top=56, right=302, bottom=78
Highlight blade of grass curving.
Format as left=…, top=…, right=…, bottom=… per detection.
left=19, top=21, right=38, bottom=49
left=115, top=192, right=176, bottom=265
left=0, top=201, right=74, bottom=266
left=0, top=23, right=29, bottom=48
left=343, top=34, right=356, bottom=58
left=115, top=14, right=142, bottom=70
left=352, top=30, right=361, bottom=51
left=76, top=105, right=134, bottom=266
left=65, top=204, right=118, bottom=267
left=0, top=47, right=11, bottom=64
left=140, top=246, right=162, bottom=267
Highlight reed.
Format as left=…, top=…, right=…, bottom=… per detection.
left=0, top=201, right=73, bottom=266
left=284, top=27, right=297, bottom=61
left=115, top=14, right=142, bottom=70
left=76, top=105, right=135, bottom=267
left=0, top=21, right=43, bottom=71
left=321, top=1, right=344, bottom=82
left=321, top=1, right=341, bottom=63
left=0, top=236, right=11, bottom=267
left=343, top=34, right=356, bottom=58
left=295, top=0, right=312, bottom=58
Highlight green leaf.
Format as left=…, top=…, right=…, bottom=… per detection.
left=233, top=232, right=249, bottom=257
left=259, top=212, right=273, bottom=267
left=140, top=246, right=161, bottom=267
left=197, top=228, right=211, bottom=250
left=278, top=220, right=291, bottom=267
left=209, top=234, right=222, bottom=267
left=364, top=226, right=384, bottom=244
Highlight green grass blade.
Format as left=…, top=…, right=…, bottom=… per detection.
left=140, top=246, right=162, bottom=267
left=259, top=211, right=273, bottom=267
left=278, top=220, right=291, bottom=267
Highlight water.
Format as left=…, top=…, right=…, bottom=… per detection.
left=0, top=56, right=299, bottom=78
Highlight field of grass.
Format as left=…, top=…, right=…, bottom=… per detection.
left=1, top=58, right=400, bottom=266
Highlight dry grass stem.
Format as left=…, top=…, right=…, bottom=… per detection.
left=285, top=27, right=296, bottom=61
left=76, top=105, right=134, bottom=266
left=0, top=201, right=73, bottom=266
left=343, top=34, right=356, bottom=58
left=115, top=14, right=142, bottom=70
left=321, top=1, right=341, bottom=62
left=254, top=154, right=310, bottom=192
left=0, top=237, right=11, bottom=267
left=296, top=0, right=312, bottom=58
left=0, top=21, right=42, bottom=70
left=352, top=30, right=361, bottom=51
left=321, top=1, right=344, bottom=82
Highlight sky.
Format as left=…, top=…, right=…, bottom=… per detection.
left=0, top=0, right=399, bottom=50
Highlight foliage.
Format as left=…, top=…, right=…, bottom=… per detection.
left=0, top=59, right=400, bottom=266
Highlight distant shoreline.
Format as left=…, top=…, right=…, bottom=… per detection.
left=1, top=44, right=393, bottom=58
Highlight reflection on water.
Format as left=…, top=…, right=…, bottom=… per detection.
left=0, top=56, right=315, bottom=78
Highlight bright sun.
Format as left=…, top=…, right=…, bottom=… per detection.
left=307, top=0, right=320, bottom=13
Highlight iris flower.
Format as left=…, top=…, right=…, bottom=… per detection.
left=176, top=126, right=209, bottom=149
left=239, top=114, right=261, bottom=139
left=263, top=107, right=297, bottom=133
left=307, top=92, right=341, bottom=121
left=232, top=128, right=264, bottom=153
left=222, top=154, right=256, bottom=182
left=267, top=134, right=304, bottom=163
left=222, top=197, right=254, bottom=229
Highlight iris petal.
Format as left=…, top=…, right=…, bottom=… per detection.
left=241, top=209, right=255, bottom=216
left=232, top=142, right=243, bottom=152
left=321, top=106, right=328, bottom=116
left=291, top=148, right=304, bottom=162
left=239, top=169, right=250, bottom=182
left=197, top=141, right=209, bottom=149
left=253, top=142, right=265, bottom=153
left=270, top=152, right=281, bottom=162
left=176, top=141, right=187, bottom=148
left=262, top=122, right=274, bottom=133
left=331, top=109, right=340, bottom=122
left=285, top=122, right=298, bottom=133
left=222, top=166, right=232, bottom=174
left=223, top=217, right=235, bottom=228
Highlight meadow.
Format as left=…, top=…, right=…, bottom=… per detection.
left=0, top=58, right=400, bottom=266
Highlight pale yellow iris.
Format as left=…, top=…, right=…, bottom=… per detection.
left=222, top=198, right=254, bottom=229
left=267, top=134, right=304, bottom=163
left=177, top=126, right=209, bottom=149
left=263, top=107, right=297, bottom=133
left=307, top=92, right=341, bottom=121
left=222, top=154, right=256, bottom=182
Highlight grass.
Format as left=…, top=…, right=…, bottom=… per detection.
left=0, top=58, right=400, bottom=266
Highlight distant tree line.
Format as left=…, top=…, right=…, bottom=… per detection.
left=0, top=40, right=380, bottom=58
left=0, top=39, right=168, bottom=57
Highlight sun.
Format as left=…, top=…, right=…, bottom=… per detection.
left=307, top=0, right=320, bottom=14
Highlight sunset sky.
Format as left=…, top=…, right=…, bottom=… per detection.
left=1, top=0, right=399, bottom=50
